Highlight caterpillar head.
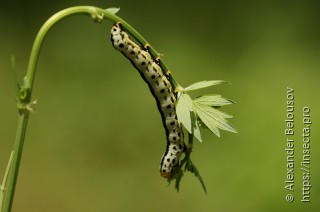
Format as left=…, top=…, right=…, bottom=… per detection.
left=160, top=171, right=172, bottom=178
left=160, top=146, right=181, bottom=178
left=160, top=160, right=179, bottom=179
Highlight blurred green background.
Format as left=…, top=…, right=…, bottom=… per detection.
left=1, top=0, right=319, bottom=211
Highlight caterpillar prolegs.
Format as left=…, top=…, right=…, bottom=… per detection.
left=110, top=23, right=185, bottom=179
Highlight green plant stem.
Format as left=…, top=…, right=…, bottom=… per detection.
left=2, top=116, right=28, bottom=212
left=0, top=151, right=14, bottom=210
left=3, top=6, right=181, bottom=212
left=25, top=6, right=180, bottom=92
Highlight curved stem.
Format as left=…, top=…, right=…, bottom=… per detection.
left=3, top=6, right=181, bottom=212
left=25, top=6, right=116, bottom=90
left=25, top=6, right=180, bottom=93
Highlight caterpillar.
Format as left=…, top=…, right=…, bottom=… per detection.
left=110, top=23, right=186, bottom=179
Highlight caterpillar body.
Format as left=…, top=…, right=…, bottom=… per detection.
left=110, top=23, right=185, bottom=178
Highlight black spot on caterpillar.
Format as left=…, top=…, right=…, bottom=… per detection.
left=111, top=23, right=185, bottom=178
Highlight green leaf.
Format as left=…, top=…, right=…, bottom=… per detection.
left=193, top=103, right=237, bottom=137
left=191, top=112, right=202, bottom=142
left=184, top=80, right=227, bottom=91
left=174, top=164, right=184, bottom=192
left=106, top=7, right=120, bottom=14
left=193, top=120, right=202, bottom=142
left=176, top=93, right=193, bottom=133
left=185, top=159, right=207, bottom=194
left=168, top=155, right=187, bottom=192
left=168, top=134, right=207, bottom=193
left=194, top=95, right=234, bottom=107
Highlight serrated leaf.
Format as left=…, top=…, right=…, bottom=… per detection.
left=194, top=95, right=234, bottom=107
left=168, top=156, right=187, bottom=192
left=191, top=112, right=202, bottom=142
left=193, top=103, right=237, bottom=137
left=184, top=80, right=227, bottom=91
left=168, top=167, right=183, bottom=192
left=186, top=160, right=207, bottom=193
left=176, top=93, right=193, bottom=133
left=168, top=134, right=207, bottom=193
left=106, top=7, right=120, bottom=14
left=193, top=120, right=202, bottom=142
